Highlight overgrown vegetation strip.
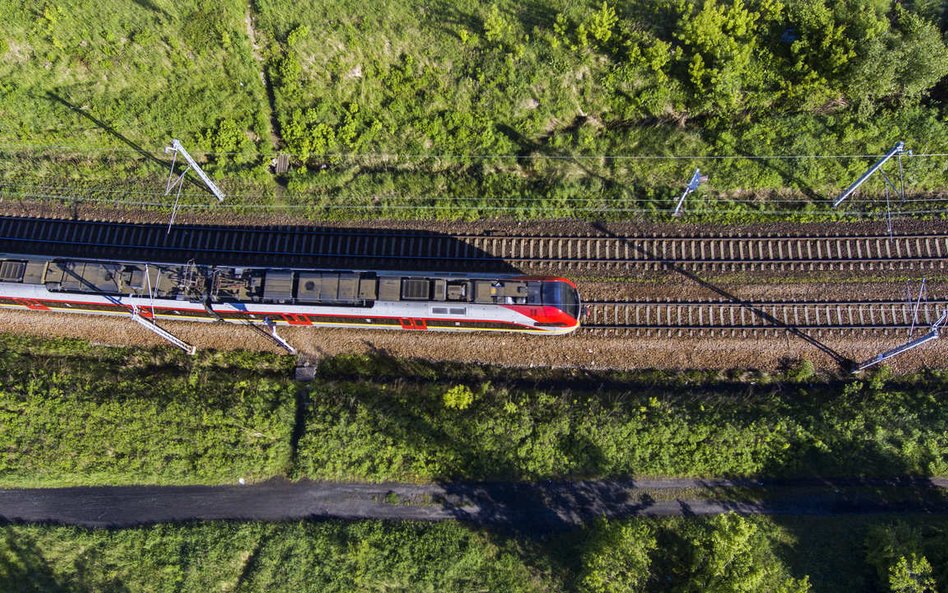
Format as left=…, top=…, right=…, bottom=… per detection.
left=3, top=515, right=947, bottom=592
left=1, top=334, right=946, bottom=488
left=0, top=335, right=296, bottom=487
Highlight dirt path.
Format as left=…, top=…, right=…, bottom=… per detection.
left=243, top=3, right=281, bottom=152
left=1, top=478, right=946, bottom=530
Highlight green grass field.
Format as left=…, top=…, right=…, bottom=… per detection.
left=0, top=0, right=944, bottom=221
left=0, top=0, right=275, bottom=210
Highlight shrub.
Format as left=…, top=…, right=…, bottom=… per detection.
left=580, top=518, right=655, bottom=593
left=443, top=385, right=475, bottom=410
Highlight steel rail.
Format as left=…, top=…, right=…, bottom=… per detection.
left=0, top=217, right=944, bottom=272
left=581, top=299, right=948, bottom=333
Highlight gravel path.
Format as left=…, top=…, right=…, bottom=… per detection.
left=2, top=308, right=946, bottom=372
left=2, top=478, right=946, bottom=530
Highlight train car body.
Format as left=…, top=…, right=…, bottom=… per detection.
left=0, top=255, right=581, bottom=335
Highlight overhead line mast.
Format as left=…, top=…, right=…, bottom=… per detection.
left=165, top=139, right=226, bottom=202
left=163, top=139, right=225, bottom=233
left=832, top=142, right=905, bottom=208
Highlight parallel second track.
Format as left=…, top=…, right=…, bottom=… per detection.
left=0, top=216, right=943, bottom=272
left=582, top=299, right=948, bottom=335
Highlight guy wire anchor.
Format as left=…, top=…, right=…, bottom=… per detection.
left=673, top=168, right=707, bottom=217
left=163, top=139, right=226, bottom=233
left=906, top=278, right=927, bottom=338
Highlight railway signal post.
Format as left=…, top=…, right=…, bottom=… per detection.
left=673, top=168, right=707, bottom=217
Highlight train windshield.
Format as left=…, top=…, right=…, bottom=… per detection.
left=542, top=282, right=581, bottom=320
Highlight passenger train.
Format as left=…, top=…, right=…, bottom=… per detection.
left=0, top=254, right=582, bottom=335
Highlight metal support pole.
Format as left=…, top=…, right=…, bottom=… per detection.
left=162, top=138, right=225, bottom=232
left=166, top=170, right=188, bottom=234
left=833, top=142, right=904, bottom=207
left=130, top=305, right=197, bottom=355
left=164, top=149, right=179, bottom=195
left=884, top=182, right=894, bottom=238
left=855, top=310, right=946, bottom=372
left=165, top=139, right=225, bottom=202
left=263, top=316, right=297, bottom=354
left=908, top=278, right=927, bottom=338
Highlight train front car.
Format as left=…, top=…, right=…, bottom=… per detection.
left=367, top=273, right=582, bottom=335
left=501, top=276, right=582, bottom=335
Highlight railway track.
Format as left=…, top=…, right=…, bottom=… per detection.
left=0, top=216, right=944, bottom=272
left=582, top=299, right=948, bottom=334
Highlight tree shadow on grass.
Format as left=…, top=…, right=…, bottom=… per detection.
left=129, top=0, right=172, bottom=21
left=43, top=92, right=207, bottom=195
left=424, top=0, right=557, bottom=39
left=0, top=528, right=130, bottom=593
left=311, top=353, right=948, bottom=590
left=510, top=0, right=558, bottom=33
left=424, top=0, right=482, bottom=36
left=319, top=346, right=846, bottom=398
left=693, top=384, right=948, bottom=591
left=734, top=147, right=823, bottom=202
left=496, top=122, right=628, bottom=199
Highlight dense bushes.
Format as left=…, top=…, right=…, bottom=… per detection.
left=0, top=521, right=539, bottom=592
left=296, top=353, right=948, bottom=482
left=9, top=515, right=943, bottom=592
left=865, top=521, right=948, bottom=593
left=253, top=0, right=948, bottom=220
left=0, top=515, right=810, bottom=593
left=0, top=335, right=296, bottom=486
left=1, top=334, right=946, bottom=486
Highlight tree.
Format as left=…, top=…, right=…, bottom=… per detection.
left=674, top=0, right=779, bottom=116
left=483, top=4, right=510, bottom=45
left=579, top=519, right=656, bottom=593
left=678, top=514, right=810, bottom=593
left=888, top=554, right=937, bottom=593
left=443, top=385, right=475, bottom=410
left=588, top=3, right=619, bottom=44
left=866, top=522, right=941, bottom=593
left=782, top=0, right=857, bottom=108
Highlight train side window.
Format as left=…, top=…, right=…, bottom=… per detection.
left=449, top=308, right=466, bottom=315
left=528, top=283, right=542, bottom=305
left=432, top=307, right=448, bottom=314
